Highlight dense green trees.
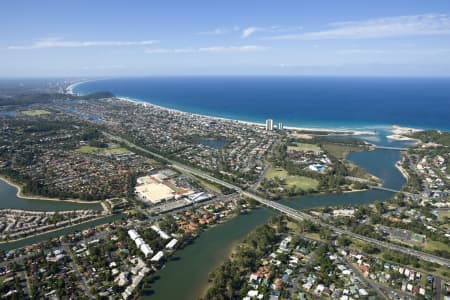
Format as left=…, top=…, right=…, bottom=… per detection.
left=204, top=223, right=279, bottom=300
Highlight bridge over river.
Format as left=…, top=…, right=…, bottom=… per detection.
left=372, top=145, right=408, bottom=151
left=107, top=132, right=450, bottom=267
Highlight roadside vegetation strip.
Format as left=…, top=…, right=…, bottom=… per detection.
left=347, top=237, right=450, bottom=280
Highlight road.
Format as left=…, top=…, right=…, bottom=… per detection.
left=135, top=193, right=236, bottom=221
left=250, top=164, right=269, bottom=191
left=435, top=276, right=441, bottom=300
left=341, top=256, right=389, bottom=300
left=372, top=145, right=408, bottom=151
left=105, top=132, right=450, bottom=267
left=66, top=250, right=93, bottom=299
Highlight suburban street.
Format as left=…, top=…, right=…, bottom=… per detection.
left=106, top=132, right=450, bottom=267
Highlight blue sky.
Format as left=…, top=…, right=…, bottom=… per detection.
left=1, top=0, right=450, bottom=77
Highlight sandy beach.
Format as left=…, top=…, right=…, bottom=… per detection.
left=387, top=125, right=422, bottom=142
left=66, top=79, right=377, bottom=136
left=386, top=134, right=417, bottom=141
left=392, top=125, right=422, bottom=135
left=395, top=162, right=410, bottom=181
left=66, top=79, right=102, bottom=95
left=115, top=96, right=376, bottom=136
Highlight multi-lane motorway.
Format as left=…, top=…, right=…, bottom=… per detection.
left=107, top=133, right=450, bottom=267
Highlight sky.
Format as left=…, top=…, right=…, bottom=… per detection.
left=1, top=0, right=450, bottom=77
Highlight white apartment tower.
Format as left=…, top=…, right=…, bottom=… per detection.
left=266, top=119, right=273, bottom=131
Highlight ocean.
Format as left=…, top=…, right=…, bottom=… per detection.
left=73, top=76, right=450, bottom=131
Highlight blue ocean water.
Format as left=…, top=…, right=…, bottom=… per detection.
left=73, top=77, right=450, bottom=131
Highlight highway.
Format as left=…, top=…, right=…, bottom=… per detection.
left=106, top=132, right=450, bottom=267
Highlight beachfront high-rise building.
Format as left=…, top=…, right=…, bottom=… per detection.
left=278, top=122, right=283, bottom=130
left=266, top=119, right=273, bottom=131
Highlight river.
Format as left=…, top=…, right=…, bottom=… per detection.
left=0, top=139, right=407, bottom=299
left=0, top=179, right=102, bottom=211
left=141, top=208, right=276, bottom=300
left=142, top=147, right=406, bottom=299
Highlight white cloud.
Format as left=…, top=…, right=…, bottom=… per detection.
left=242, top=27, right=260, bottom=38
left=9, top=38, right=159, bottom=49
left=197, top=28, right=228, bottom=35
left=146, top=45, right=269, bottom=54
left=197, top=27, right=241, bottom=35
left=336, top=48, right=387, bottom=55
left=242, top=26, right=303, bottom=38
left=267, top=14, right=450, bottom=40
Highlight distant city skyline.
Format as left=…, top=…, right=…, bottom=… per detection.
left=1, top=0, right=450, bottom=77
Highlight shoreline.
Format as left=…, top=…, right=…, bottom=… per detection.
left=198, top=230, right=242, bottom=298
left=395, top=162, right=410, bottom=182
left=194, top=208, right=259, bottom=299
left=0, top=214, right=111, bottom=245
left=68, top=79, right=385, bottom=136
left=66, top=80, right=92, bottom=95
left=67, top=78, right=440, bottom=136
left=0, top=176, right=103, bottom=206
left=116, top=96, right=378, bottom=136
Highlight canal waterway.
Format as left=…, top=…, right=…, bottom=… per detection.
left=141, top=208, right=276, bottom=300
left=0, top=179, right=102, bottom=211
left=0, top=213, right=126, bottom=252
left=0, top=134, right=408, bottom=299
left=143, top=144, right=406, bottom=299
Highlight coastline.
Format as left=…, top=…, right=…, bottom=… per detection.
left=68, top=79, right=379, bottom=136
left=115, top=95, right=377, bottom=136
left=66, top=80, right=92, bottom=95
left=0, top=175, right=103, bottom=205
left=66, top=79, right=440, bottom=138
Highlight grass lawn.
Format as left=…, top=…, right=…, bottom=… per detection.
left=321, top=143, right=365, bottom=159
left=288, top=132, right=313, bottom=140
left=438, top=210, right=450, bottom=230
left=21, top=109, right=51, bottom=116
left=266, top=167, right=289, bottom=179
left=102, top=147, right=129, bottom=154
left=437, top=209, right=450, bottom=221
left=287, top=143, right=321, bottom=153
left=194, top=176, right=223, bottom=193
left=77, top=145, right=100, bottom=153
left=265, top=166, right=319, bottom=191
left=77, top=144, right=130, bottom=155
left=422, top=239, right=450, bottom=252
left=303, top=232, right=325, bottom=242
